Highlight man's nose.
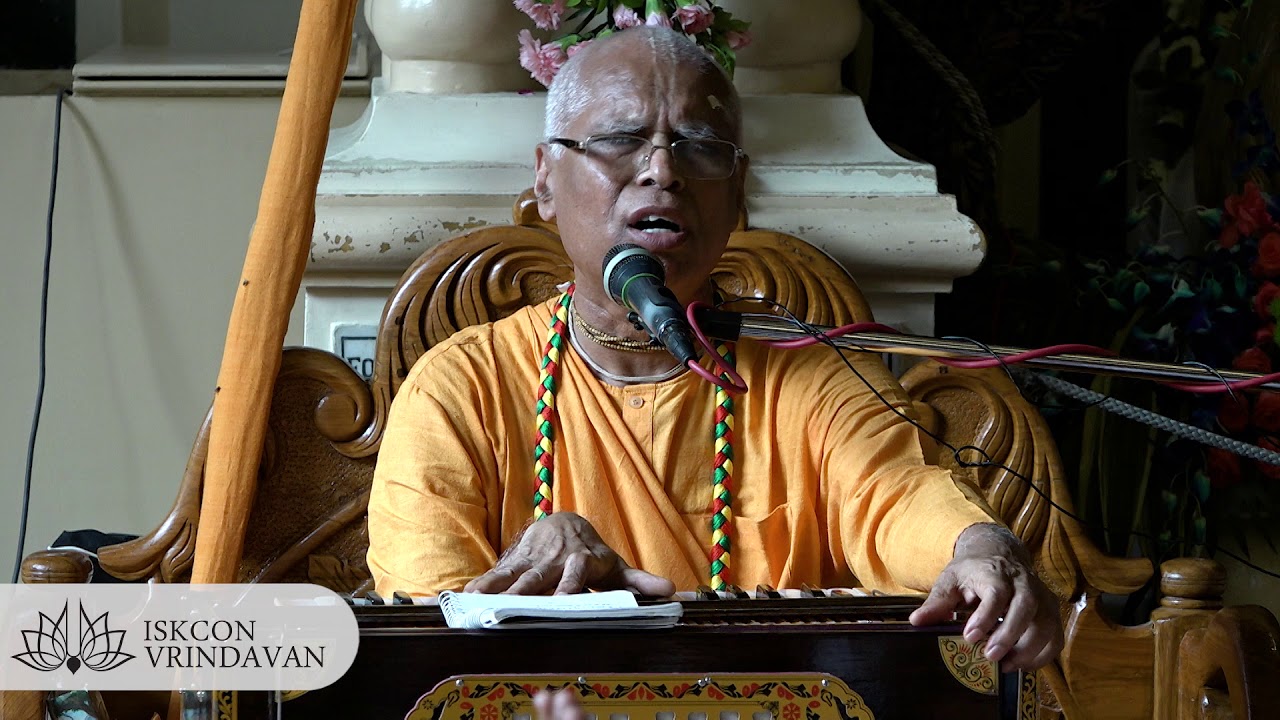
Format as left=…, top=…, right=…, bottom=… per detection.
left=636, top=144, right=685, bottom=191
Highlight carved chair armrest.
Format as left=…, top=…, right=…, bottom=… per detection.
left=20, top=548, right=95, bottom=584
left=1178, top=605, right=1280, bottom=719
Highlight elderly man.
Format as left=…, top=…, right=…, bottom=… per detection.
left=368, top=27, right=1062, bottom=671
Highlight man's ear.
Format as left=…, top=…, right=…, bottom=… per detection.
left=534, top=144, right=557, bottom=221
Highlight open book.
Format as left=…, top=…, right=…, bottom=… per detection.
left=437, top=590, right=683, bottom=630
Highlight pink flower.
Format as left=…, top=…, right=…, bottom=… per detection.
left=726, top=29, right=753, bottom=50
left=675, top=0, right=715, bottom=34
left=613, top=5, right=643, bottom=29
left=518, top=29, right=567, bottom=87
left=646, top=10, right=673, bottom=28
left=514, top=0, right=568, bottom=31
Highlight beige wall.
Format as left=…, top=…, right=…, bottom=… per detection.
left=0, top=92, right=366, bottom=579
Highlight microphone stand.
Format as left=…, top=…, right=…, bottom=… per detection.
left=695, top=309, right=1280, bottom=392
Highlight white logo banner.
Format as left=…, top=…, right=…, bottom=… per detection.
left=0, top=584, right=358, bottom=691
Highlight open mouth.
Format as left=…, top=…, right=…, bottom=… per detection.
left=630, top=215, right=684, bottom=234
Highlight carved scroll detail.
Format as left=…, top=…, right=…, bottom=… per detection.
left=938, top=637, right=997, bottom=696
left=898, top=364, right=1152, bottom=601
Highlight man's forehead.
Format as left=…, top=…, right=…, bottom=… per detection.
left=571, top=70, right=736, bottom=135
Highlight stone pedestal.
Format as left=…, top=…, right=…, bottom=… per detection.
left=304, top=0, right=984, bottom=377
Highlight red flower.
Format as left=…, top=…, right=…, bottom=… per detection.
left=1258, top=233, right=1280, bottom=277
left=1222, top=181, right=1276, bottom=247
left=1219, top=395, right=1251, bottom=433
left=1258, top=322, right=1276, bottom=346
left=1255, top=282, right=1280, bottom=319
left=1232, top=347, right=1272, bottom=374
left=488, top=688, right=506, bottom=701
left=481, top=704, right=499, bottom=720
left=783, top=703, right=801, bottom=720
left=1254, top=393, right=1280, bottom=432
left=1257, top=437, right=1280, bottom=480
left=1207, top=448, right=1241, bottom=489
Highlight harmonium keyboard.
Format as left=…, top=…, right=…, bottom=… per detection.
left=230, top=588, right=1035, bottom=719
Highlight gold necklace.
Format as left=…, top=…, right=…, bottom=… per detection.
left=570, top=302, right=665, bottom=353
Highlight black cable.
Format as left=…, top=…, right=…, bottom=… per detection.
left=717, top=296, right=1280, bottom=581
left=12, top=89, right=66, bottom=584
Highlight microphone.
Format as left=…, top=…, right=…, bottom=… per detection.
left=601, top=244, right=700, bottom=366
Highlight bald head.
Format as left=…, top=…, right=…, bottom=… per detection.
left=545, top=27, right=742, bottom=144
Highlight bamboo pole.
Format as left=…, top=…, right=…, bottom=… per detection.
left=191, top=0, right=359, bottom=584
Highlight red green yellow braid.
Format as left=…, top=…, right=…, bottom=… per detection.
left=709, top=341, right=735, bottom=590
left=532, top=287, right=574, bottom=520
left=531, top=285, right=737, bottom=589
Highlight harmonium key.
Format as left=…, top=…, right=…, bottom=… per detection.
left=243, top=589, right=1030, bottom=720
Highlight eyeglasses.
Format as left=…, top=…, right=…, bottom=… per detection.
left=548, top=133, right=746, bottom=181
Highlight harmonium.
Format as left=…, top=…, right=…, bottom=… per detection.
left=228, top=588, right=1036, bottom=719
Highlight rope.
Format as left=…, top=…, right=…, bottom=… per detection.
left=1029, top=372, right=1280, bottom=466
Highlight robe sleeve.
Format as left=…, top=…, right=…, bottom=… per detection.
left=366, top=347, right=505, bottom=596
left=814, top=356, right=999, bottom=593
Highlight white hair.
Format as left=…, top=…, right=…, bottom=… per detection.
left=544, top=27, right=742, bottom=144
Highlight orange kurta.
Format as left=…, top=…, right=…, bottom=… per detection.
left=367, top=298, right=997, bottom=596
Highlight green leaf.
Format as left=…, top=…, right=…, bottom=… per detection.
left=1097, top=167, right=1119, bottom=186
left=1214, top=67, right=1244, bottom=86
left=567, top=0, right=583, bottom=6
left=1193, top=471, right=1211, bottom=503
left=1133, top=281, right=1151, bottom=303
left=1208, top=24, right=1235, bottom=39
left=1197, top=207, right=1224, bottom=229
left=1202, top=277, right=1223, bottom=303
left=1126, top=206, right=1151, bottom=228
left=1106, top=297, right=1127, bottom=312
left=1270, top=297, right=1280, bottom=322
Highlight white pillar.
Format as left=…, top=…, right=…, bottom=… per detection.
left=306, top=0, right=984, bottom=364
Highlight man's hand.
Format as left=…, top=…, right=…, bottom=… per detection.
left=909, top=524, right=1063, bottom=672
left=464, top=511, right=676, bottom=596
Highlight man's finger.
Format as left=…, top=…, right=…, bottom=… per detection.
left=1015, top=625, right=1064, bottom=672
left=963, top=583, right=1012, bottom=644
left=505, top=566, right=556, bottom=595
left=551, top=689, right=585, bottom=720
left=465, top=565, right=521, bottom=594
left=983, top=578, right=1035, bottom=662
left=621, top=568, right=676, bottom=598
left=556, top=553, right=590, bottom=595
left=910, top=575, right=962, bottom=626
left=533, top=691, right=553, bottom=719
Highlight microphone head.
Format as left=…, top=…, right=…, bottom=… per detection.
left=602, top=243, right=665, bottom=307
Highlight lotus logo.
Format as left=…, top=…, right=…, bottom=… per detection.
left=12, top=601, right=136, bottom=674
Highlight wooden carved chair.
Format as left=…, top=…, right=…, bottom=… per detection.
left=20, top=193, right=1280, bottom=719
